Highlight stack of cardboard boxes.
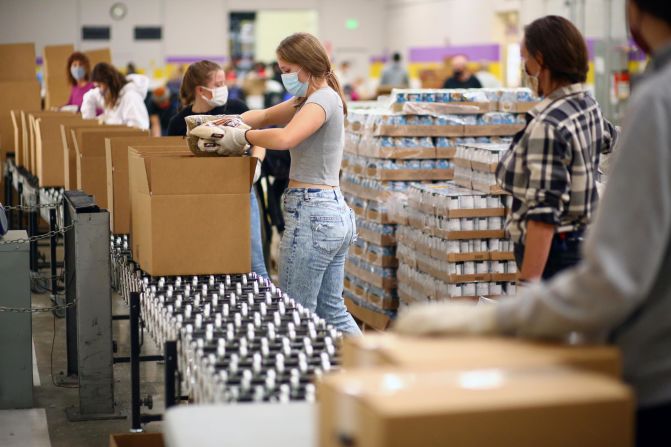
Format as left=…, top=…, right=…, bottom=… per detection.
left=0, top=43, right=41, bottom=186
left=318, top=334, right=633, bottom=447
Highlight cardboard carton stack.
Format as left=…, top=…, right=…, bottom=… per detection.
left=43, top=44, right=74, bottom=110
left=341, top=87, right=535, bottom=329
left=128, top=150, right=256, bottom=276
left=318, top=334, right=632, bottom=447
left=393, top=182, right=517, bottom=306
left=0, top=43, right=41, bottom=177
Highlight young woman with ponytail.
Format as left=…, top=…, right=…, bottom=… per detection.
left=211, top=32, right=360, bottom=335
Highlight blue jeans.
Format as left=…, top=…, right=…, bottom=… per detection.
left=250, top=190, right=269, bottom=279
left=279, top=188, right=361, bottom=335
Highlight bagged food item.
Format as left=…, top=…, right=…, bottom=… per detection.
left=185, top=114, right=250, bottom=156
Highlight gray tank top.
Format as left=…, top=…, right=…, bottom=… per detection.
left=289, top=87, right=344, bottom=186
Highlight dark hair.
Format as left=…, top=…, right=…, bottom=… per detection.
left=66, top=52, right=91, bottom=86
left=276, top=33, right=348, bottom=115
left=631, top=0, right=671, bottom=25
left=180, top=60, right=222, bottom=107
left=90, top=62, right=128, bottom=108
left=392, top=52, right=401, bottom=63
left=524, top=15, right=588, bottom=84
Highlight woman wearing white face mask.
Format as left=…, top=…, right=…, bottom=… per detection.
left=495, top=16, right=618, bottom=282
left=63, top=52, right=94, bottom=111
left=166, top=60, right=269, bottom=280
left=206, top=33, right=361, bottom=335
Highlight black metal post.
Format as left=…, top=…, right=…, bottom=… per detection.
left=49, top=208, right=58, bottom=295
left=130, top=292, right=142, bottom=432
left=29, top=208, right=38, bottom=272
left=164, top=341, right=177, bottom=410
left=17, top=182, right=23, bottom=229
left=3, top=169, right=11, bottom=229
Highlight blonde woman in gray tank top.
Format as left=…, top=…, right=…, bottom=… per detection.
left=214, top=33, right=361, bottom=335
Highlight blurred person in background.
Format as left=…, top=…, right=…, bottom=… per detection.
left=474, top=61, right=502, bottom=88
left=63, top=51, right=94, bottom=110
left=395, top=2, right=671, bottom=445
left=166, top=60, right=269, bottom=280
left=442, top=54, right=482, bottom=88
left=82, top=62, right=149, bottom=129
left=380, top=52, right=410, bottom=88
left=145, top=85, right=180, bottom=136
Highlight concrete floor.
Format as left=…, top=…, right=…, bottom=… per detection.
left=30, top=290, right=164, bottom=447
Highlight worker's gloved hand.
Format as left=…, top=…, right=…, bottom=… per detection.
left=215, top=126, right=249, bottom=154
left=253, top=159, right=262, bottom=183
left=393, top=302, right=499, bottom=336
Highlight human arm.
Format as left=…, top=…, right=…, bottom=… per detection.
left=150, top=115, right=161, bottom=137
left=519, top=220, right=555, bottom=281
left=80, top=87, right=104, bottom=119
left=119, top=92, right=150, bottom=130
left=240, top=98, right=297, bottom=129
left=244, top=102, right=325, bottom=150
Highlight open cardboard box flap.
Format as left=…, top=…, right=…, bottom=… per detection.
left=139, top=155, right=256, bottom=195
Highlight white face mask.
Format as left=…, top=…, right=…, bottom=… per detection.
left=201, top=86, right=229, bottom=107
left=522, top=62, right=542, bottom=97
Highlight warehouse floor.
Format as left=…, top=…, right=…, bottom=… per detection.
left=27, top=290, right=164, bottom=447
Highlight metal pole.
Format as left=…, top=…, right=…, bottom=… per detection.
left=29, top=207, right=38, bottom=272
left=164, top=341, right=177, bottom=410
left=17, top=182, right=23, bottom=229
left=130, top=292, right=142, bottom=432
left=49, top=208, right=58, bottom=297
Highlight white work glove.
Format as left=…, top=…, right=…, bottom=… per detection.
left=393, top=302, right=499, bottom=336
left=216, top=126, right=249, bottom=154
left=253, top=159, right=262, bottom=183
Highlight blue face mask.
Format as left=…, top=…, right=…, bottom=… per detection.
left=71, top=65, right=86, bottom=81
left=281, top=69, right=309, bottom=97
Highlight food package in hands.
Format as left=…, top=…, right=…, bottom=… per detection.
left=185, top=114, right=250, bottom=157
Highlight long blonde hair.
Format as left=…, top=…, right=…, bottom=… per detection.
left=276, top=33, right=347, bottom=115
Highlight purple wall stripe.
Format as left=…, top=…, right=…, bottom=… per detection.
left=36, top=56, right=43, bottom=65
left=586, top=37, right=647, bottom=62
left=409, top=44, right=501, bottom=63
left=165, top=56, right=227, bottom=64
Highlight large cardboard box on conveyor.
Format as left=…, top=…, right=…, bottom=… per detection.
left=84, top=48, right=112, bottom=67
left=34, top=114, right=87, bottom=187
left=128, top=149, right=256, bottom=276
left=60, top=121, right=109, bottom=189
left=71, top=127, right=148, bottom=207
left=342, top=334, right=621, bottom=379
left=0, top=43, right=39, bottom=188
left=25, top=111, right=75, bottom=175
left=105, top=136, right=186, bottom=234
left=318, top=366, right=633, bottom=447
left=43, top=44, right=75, bottom=109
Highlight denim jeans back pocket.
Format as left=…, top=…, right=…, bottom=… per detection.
left=310, top=215, right=346, bottom=255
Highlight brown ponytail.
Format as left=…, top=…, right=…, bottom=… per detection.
left=179, top=60, right=222, bottom=108
left=276, top=33, right=348, bottom=115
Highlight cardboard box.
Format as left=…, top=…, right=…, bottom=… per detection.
left=85, top=48, right=112, bottom=67
left=72, top=128, right=148, bottom=207
left=33, top=115, right=86, bottom=186
left=342, top=335, right=622, bottom=379
left=45, top=76, right=72, bottom=110
left=26, top=111, right=77, bottom=175
left=10, top=110, right=23, bottom=166
left=0, top=82, right=40, bottom=160
left=60, top=121, right=107, bottom=189
left=43, top=44, right=74, bottom=79
left=105, top=136, right=187, bottom=234
left=128, top=151, right=255, bottom=276
left=109, top=432, right=164, bottom=447
left=318, top=367, right=633, bottom=447
left=0, top=43, right=36, bottom=82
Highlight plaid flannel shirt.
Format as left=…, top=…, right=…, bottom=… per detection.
left=496, top=83, right=618, bottom=244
